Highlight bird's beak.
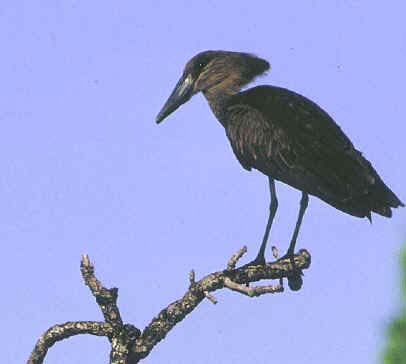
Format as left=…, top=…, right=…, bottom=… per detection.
left=156, top=73, right=194, bottom=124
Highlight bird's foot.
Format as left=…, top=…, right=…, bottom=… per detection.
left=241, top=245, right=281, bottom=268
left=238, top=250, right=268, bottom=270
left=242, top=255, right=266, bottom=268
left=278, top=246, right=295, bottom=261
left=278, top=249, right=303, bottom=291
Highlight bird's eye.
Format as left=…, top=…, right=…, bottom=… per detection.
left=197, top=61, right=207, bottom=70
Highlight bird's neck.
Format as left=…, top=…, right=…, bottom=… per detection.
left=203, top=88, right=236, bottom=126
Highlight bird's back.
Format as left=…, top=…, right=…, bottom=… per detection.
left=223, top=85, right=403, bottom=219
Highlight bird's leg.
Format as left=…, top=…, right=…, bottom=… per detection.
left=277, top=192, right=308, bottom=291
left=285, top=192, right=309, bottom=257
left=251, top=177, right=278, bottom=265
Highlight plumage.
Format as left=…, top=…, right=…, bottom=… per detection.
left=224, top=85, right=403, bottom=219
left=156, top=50, right=403, bottom=262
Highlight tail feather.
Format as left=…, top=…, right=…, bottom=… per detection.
left=370, top=175, right=403, bottom=218
left=372, top=205, right=392, bottom=218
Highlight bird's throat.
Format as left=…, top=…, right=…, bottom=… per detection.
left=203, top=88, right=234, bottom=126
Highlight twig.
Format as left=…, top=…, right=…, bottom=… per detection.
left=224, top=277, right=283, bottom=296
left=227, top=245, right=248, bottom=270
left=271, top=246, right=284, bottom=287
left=189, top=269, right=195, bottom=286
left=80, top=254, right=123, bottom=328
left=204, top=291, right=218, bottom=304
left=271, top=246, right=279, bottom=259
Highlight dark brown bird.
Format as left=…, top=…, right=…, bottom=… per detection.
left=156, top=50, right=404, bottom=264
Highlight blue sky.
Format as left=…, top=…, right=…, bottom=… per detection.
left=1, top=1, right=405, bottom=363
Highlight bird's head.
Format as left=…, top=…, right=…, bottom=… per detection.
left=156, top=50, right=270, bottom=123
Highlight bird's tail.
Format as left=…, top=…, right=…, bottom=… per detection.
left=370, top=176, right=404, bottom=218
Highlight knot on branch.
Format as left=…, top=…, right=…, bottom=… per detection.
left=287, top=270, right=304, bottom=291
left=122, top=324, right=142, bottom=342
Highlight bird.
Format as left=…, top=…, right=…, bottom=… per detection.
left=156, top=50, right=404, bottom=265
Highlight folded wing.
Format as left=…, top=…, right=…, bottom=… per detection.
left=225, top=86, right=403, bottom=218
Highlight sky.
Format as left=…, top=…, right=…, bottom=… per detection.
left=1, top=1, right=405, bottom=363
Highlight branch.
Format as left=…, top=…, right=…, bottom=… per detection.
left=129, top=248, right=310, bottom=362
left=28, top=321, right=113, bottom=364
left=28, top=255, right=141, bottom=364
left=28, top=248, right=311, bottom=364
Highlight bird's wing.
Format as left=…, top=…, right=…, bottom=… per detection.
left=226, top=86, right=372, bottom=203
left=224, top=104, right=271, bottom=171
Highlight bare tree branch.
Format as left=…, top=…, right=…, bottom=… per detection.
left=28, top=248, right=311, bottom=364
left=28, top=255, right=141, bottom=364
left=130, top=248, right=310, bottom=362
left=28, top=321, right=113, bottom=364
left=80, top=254, right=124, bottom=329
